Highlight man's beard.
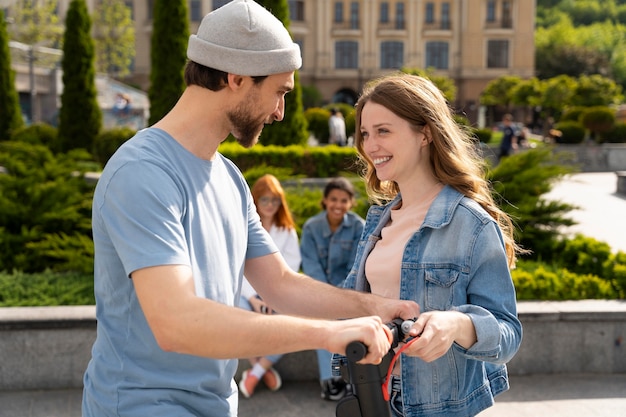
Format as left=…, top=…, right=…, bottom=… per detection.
left=228, top=92, right=268, bottom=149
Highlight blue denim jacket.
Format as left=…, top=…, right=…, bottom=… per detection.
left=341, top=185, right=522, bottom=417
left=300, top=211, right=364, bottom=286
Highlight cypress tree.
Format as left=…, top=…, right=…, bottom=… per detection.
left=148, top=0, right=189, bottom=125
left=257, top=0, right=308, bottom=146
left=58, top=0, right=102, bottom=152
left=0, top=9, right=24, bottom=140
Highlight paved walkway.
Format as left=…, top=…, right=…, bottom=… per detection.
left=544, top=172, right=626, bottom=253
left=0, top=373, right=625, bottom=417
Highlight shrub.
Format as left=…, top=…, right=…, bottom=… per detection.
left=554, top=120, right=586, bottom=143
left=512, top=261, right=617, bottom=300
left=11, top=123, right=61, bottom=153
left=0, top=141, right=94, bottom=273
left=92, top=126, right=136, bottom=165
left=472, top=128, right=493, bottom=143
left=600, top=122, right=626, bottom=143
left=555, top=234, right=612, bottom=277
left=580, top=106, right=616, bottom=141
left=219, top=142, right=359, bottom=178
left=304, top=107, right=331, bottom=143
left=0, top=270, right=94, bottom=306
left=560, top=106, right=586, bottom=122
left=488, top=147, right=577, bottom=260
left=604, top=250, right=626, bottom=298
left=242, top=164, right=302, bottom=187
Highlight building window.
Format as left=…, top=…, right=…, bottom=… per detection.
left=380, top=2, right=389, bottom=24
left=487, top=39, right=509, bottom=68
left=441, top=2, right=450, bottom=29
left=212, top=0, right=229, bottom=10
left=502, top=0, right=512, bottom=28
left=350, top=2, right=359, bottom=29
left=425, top=41, right=449, bottom=69
left=147, top=0, right=153, bottom=20
left=487, top=0, right=496, bottom=22
left=396, top=2, right=405, bottom=30
left=381, top=41, right=404, bottom=69
left=288, top=1, right=305, bottom=21
left=334, top=1, right=343, bottom=23
left=425, top=2, right=434, bottom=24
left=190, top=0, right=202, bottom=22
left=335, top=41, right=358, bottom=69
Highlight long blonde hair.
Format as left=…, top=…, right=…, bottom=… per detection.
left=354, top=73, right=521, bottom=267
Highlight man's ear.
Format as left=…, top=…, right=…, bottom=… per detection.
left=226, top=73, right=246, bottom=90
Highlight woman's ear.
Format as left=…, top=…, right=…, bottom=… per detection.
left=422, top=125, right=433, bottom=145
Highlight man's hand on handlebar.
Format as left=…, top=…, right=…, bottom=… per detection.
left=324, top=316, right=392, bottom=365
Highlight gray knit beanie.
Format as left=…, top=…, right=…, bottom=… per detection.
left=187, top=0, right=302, bottom=76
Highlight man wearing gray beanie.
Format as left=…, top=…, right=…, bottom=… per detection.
left=82, top=1, right=420, bottom=416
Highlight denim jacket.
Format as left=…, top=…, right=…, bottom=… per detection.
left=340, top=185, right=522, bottom=417
left=300, top=211, right=364, bottom=286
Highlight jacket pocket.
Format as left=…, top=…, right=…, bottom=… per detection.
left=425, top=268, right=459, bottom=310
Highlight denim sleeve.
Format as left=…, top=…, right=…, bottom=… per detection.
left=452, top=221, right=522, bottom=364
left=300, top=223, right=328, bottom=283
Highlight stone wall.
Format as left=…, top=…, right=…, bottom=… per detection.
left=1, top=301, right=625, bottom=391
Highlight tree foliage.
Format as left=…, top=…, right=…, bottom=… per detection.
left=255, top=0, right=309, bottom=146
left=91, top=0, right=135, bottom=77
left=0, top=9, right=24, bottom=140
left=148, top=0, right=189, bottom=125
left=57, top=0, right=102, bottom=152
left=401, top=67, right=457, bottom=103
left=535, top=15, right=626, bottom=90
left=6, top=0, right=64, bottom=48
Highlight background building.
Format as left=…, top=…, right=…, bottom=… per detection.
left=7, top=0, right=535, bottom=126
left=131, top=0, right=535, bottom=124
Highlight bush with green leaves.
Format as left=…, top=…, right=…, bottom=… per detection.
left=11, top=123, right=61, bottom=153
left=554, top=121, right=586, bottom=143
left=554, top=234, right=626, bottom=297
left=0, top=141, right=95, bottom=274
left=220, top=142, right=360, bottom=178
left=92, top=126, right=136, bottom=166
left=600, top=122, right=626, bottom=143
left=512, top=260, right=617, bottom=300
left=472, top=128, right=493, bottom=143
left=560, top=106, right=586, bottom=122
left=0, top=270, right=94, bottom=306
left=580, top=106, right=616, bottom=141
left=304, top=107, right=331, bottom=143
left=488, top=147, right=577, bottom=260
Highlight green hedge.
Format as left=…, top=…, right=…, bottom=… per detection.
left=219, top=142, right=360, bottom=178
left=0, top=270, right=95, bottom=306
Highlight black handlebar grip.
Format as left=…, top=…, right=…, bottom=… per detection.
left=346, top=341, right=368, bottom=362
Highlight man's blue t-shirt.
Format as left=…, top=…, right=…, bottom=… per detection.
left=83, top=128, right=277, bottom=416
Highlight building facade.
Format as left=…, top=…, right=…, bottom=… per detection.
left=129, top=0, right=535, bottom=124
left=7, top=0, right=535, bottom=125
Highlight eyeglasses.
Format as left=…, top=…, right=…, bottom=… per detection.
left=258, top=196, right=282, bottom=206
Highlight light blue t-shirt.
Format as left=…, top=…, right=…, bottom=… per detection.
left=83, top=128, right=277, bottom=416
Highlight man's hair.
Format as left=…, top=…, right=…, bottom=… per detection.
left=184, top=61, right=267, bottom=91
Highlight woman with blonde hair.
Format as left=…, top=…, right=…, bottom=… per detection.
left=238, top=174, right=301, bottom=398
left=341, top=73, right=523, bottom=417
